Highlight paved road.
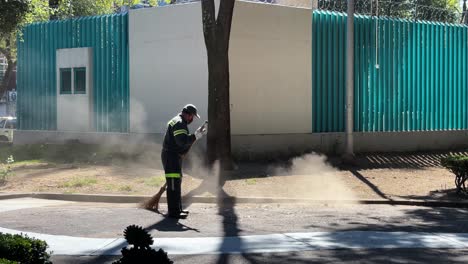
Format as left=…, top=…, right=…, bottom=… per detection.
left=2, top=198, right=468, bottom=263
left=2, top=199, right=468, bottom=237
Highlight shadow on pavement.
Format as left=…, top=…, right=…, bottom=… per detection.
left=145, top=216, right=200, bottom=233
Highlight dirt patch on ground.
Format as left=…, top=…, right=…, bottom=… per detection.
left=0, top=160, right=458, bottom=201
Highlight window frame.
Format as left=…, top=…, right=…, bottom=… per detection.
left=60, top=68, right=72, bottom=94
left=73, top=67, right=86, bottom=94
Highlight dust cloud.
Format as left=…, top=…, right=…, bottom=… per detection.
left=221, top=153, right=358, bottom=201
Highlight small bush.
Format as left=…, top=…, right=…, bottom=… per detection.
left=0, top=259, right=18, bottom=264
left=441, top=155, right=468, bottom=194
left=0, top=233, right=51, bottom=264
left=113, top=225, right=173, bottom=264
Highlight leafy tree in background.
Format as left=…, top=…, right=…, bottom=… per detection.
left=0, top=0, right=49, bottom=98
left=414, top=0, right=460, bottom=22
left=318, top=0, right=460, bottom=23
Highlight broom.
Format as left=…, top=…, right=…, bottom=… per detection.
left=141, top=182, right=167, bottom=212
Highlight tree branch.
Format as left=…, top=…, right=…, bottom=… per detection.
left=0, top=45, right=13, bottom=97
left=201, top=0, right=217, bottom=51
left=217, top=0, right=235, bottom=50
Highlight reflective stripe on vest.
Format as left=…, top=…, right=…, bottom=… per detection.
left=173, top=129, right=188, bottom=136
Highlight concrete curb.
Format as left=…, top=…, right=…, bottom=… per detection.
left=1, top=192, right=468, bottom=208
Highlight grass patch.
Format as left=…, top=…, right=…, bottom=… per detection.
left=60, top=177, right=97, bottom=188
left=144, top=176, right=165, bottom=187
left=104, top=184, right=118, bottom=191
left=119, top=185, right=133, bottom=192
left=12, top=159, right=42, bottom=165
left=245, top=179, right=258, bottom=185
left=0, top=143, right=147, bottom=165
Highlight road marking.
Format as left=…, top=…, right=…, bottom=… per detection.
left=2, top=227, right=468, bottom=255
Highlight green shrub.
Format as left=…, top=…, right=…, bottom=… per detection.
left=0, top=259, right=18, bottom=264
left=0, top=233, right=51, bottom=264
left=113, top=225, right=173, bottom=264
left=441, top=155, right=468, bottom=194
left=441, top=155, right=468, bottom=173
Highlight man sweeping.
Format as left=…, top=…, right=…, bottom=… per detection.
left=160, top=104, right=207, bottom=219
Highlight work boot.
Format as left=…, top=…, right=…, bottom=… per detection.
left=168, top=212, right=188, bottom=219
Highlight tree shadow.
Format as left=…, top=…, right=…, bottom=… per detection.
left=349, top=169, right=392, bottom=200
left=214, top=171, right=255, bottom=264
left=345, top=150, right=468, bottom=170
left=290, top=204, right=468, bottom=263
left=396, top=188, right=468, bottom=202
left=145, top=217, right=200, bottom=233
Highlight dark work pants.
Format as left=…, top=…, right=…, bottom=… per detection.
left=161, top=150, right=183, bottom=216
left=166, top=177, right=182, bottom=215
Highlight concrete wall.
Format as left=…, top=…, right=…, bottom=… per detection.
left=230, top=1, right=312, bottom=134
left=129, top=3, right=208, bottom=133
left=56, top=48, right=93, bottom=132
left=14, top=130, right=468, bottom=160
left=129, top=1, right=312, bottom=135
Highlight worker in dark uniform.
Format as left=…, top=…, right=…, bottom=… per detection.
left=162, top=104, right=207, bottom=218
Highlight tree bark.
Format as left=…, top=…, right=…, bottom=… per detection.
left=0, top=41, right=14, bottom=99
left=201, top=0, right=235, bottom=170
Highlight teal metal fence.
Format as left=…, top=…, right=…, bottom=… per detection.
left=17, top=14, right=129, bottom=132
left=313, top=10, right=468, bottom=133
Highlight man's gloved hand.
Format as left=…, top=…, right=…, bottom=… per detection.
left=194, top=122, right=208, bottom=140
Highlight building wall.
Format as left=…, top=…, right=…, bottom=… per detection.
left=230, top=1, right=312, bottom=134
left=14, top=130, right=468, bottom=160
left=129, top=1, right=313, bottom=135
left=129, top=3, right=208, bottom=133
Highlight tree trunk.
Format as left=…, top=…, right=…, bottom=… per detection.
left=202, top=0, right=235, bottom=170
left=0, top=41, right=14, bottom=99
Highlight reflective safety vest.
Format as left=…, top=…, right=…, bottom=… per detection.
left=163, top=114, right=196, bottom=155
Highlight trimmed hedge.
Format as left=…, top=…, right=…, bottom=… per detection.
left=441, top=155, right=468, bottom=194
left=0, top=233, right=51, bottom=264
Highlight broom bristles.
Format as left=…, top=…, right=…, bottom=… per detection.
left=140, top=183, right=167, bottom=211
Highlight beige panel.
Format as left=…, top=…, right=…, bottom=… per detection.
left=275, top=0, right=314, bottom=8
left=129, top=3, right=208, bottom=133
left=230, top=1, right=312, bottom=134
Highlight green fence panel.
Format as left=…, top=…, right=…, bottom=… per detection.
left=312, top=10, right=468, bottom=132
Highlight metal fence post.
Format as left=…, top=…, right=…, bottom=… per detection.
left=345, top=0, right=355, bottom=159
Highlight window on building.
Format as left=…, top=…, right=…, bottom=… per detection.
left=74, top=67, right=86, bottom=94
left=60, top=68, right=72, bottom=94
